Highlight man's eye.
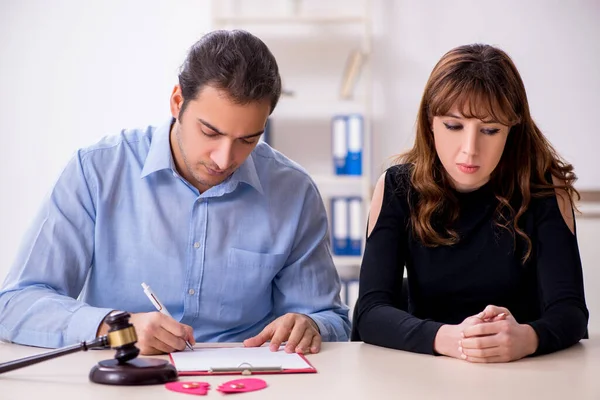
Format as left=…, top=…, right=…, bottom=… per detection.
left=202, top=130, right=218, bottom=137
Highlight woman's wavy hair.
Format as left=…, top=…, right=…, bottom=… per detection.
left=396, top=44, right=578, bottom=262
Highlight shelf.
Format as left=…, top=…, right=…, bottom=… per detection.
left=333, top=256, right=361, bottom=280
left=311, top=174, right=366, bottom=197
left=577, top=202, right=600, bottom=217
left=333, top=255, right=362, bottom=267
left=312, top=174, right=363, bottom=186
left=334, top=257, right=407, bottom=281
left=210, top=1, right=374, bottom=290
left=272, top=97, right=367, bottom=119
left=214, top=16, right=367, bottom=25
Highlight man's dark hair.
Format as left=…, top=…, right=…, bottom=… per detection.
left=178, top=29, right=282, bottom=118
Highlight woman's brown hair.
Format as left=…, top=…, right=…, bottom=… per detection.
left=397, top=43, right=578, bottom=262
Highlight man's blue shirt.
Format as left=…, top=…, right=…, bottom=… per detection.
left=0, top=120, right=350, bottom=347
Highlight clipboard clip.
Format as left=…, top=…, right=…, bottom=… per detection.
left=209, top=362, right=283, bottom=375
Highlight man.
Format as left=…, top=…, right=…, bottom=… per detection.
left=0, top=30, right=350, bottom=355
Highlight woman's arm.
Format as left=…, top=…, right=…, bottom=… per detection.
left=356, top=168, right=444, bottom=354
left=527, top=177, right=589, bottom=354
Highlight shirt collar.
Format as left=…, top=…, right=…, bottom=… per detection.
left=228, top=152, right=264, bottom=196
left=140, top=118, right=176, bottom=178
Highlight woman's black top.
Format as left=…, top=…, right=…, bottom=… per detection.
left=355, top=164, right=589, bottom=355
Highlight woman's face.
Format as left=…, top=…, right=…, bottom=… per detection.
left=432, top=107, right=510, bottom=192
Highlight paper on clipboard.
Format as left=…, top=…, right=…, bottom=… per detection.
left=169, top=346, right=317, bottom=375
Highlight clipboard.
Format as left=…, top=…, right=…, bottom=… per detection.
left=169, top=346, right=317, bottom=376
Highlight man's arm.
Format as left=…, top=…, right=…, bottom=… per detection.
left=0, top=150, right=113, bottom=348
left=271, top=182, right=351, bottom=342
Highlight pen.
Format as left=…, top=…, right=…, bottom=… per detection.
left=141, top=282, right=194, bottom=351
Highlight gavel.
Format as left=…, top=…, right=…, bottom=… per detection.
left=0, top=311, right=177, bottom=385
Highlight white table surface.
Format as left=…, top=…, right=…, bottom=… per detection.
left=1, top=338, right=599, bottom=399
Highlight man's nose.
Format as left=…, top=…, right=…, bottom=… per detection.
left=211, top=141, right=234, bottom=170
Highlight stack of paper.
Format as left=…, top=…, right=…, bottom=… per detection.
left=170, top=346, right=316, bottom=375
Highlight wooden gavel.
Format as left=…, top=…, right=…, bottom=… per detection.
left=0, top=311, right=177, bottom=385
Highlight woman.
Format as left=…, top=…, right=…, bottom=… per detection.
left=354, top=44, right=588, bottom=362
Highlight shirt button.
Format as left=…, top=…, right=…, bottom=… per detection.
left=188, top=289, right=195, bottom=295
left=193, top=242, right=200, bottom=249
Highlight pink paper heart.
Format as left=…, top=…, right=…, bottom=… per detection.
left=217, top=378, right=267, bottom=394
left=165, top=381, right=210, bottom=395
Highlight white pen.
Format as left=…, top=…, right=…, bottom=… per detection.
left=141, top=282, right=194, bottom=351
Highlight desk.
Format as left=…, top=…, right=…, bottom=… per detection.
left=1, top=339, right=599, bottom=399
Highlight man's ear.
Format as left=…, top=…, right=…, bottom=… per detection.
left=169, top=85, right=184, bottom=120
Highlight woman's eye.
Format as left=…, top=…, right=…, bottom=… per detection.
left=482, top=128, right=500, bottom=135
left=443, top=122, right=462, bottom=131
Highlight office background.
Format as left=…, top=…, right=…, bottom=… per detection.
left=1, top=0, right=598, bottom=333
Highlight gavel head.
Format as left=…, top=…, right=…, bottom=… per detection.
left=104, top=311, right=140, bottom=364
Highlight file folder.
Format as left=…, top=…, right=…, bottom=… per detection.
left=340, top=49, right=366, bottom=100
left=331, top=115, right=348, bottom=175
left=346, top=114, right=363, bottom=175
left=331, top=197, right=349, bottom=255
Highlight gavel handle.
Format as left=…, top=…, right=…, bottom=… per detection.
left=0, top=336, right=108, bottom=374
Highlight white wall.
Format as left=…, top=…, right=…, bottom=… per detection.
left=0, top=0, right=211, bottom=281
left=1, top=1, right=598, bottom=331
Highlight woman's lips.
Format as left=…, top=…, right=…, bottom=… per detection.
left=457, top=164, right=480, bottom=174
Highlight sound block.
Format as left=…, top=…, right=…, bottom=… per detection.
left=89, top=358, right=178, bottom=385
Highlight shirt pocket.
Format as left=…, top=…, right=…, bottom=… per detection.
left=218, top=248, right=286, bottom=324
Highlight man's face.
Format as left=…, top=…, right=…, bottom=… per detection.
left=169, top=85, right=271, bottom=193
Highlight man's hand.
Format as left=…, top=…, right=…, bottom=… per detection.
left=243, top=313, right=321, bottom=354
left=98, top=312, right=195, bottom=355
left=459, top=305, right=538, bottom=363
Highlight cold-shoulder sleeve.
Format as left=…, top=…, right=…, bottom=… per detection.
left=527, top=193, right=589, bottom=354
left=355, top=165, right=443, bottom=354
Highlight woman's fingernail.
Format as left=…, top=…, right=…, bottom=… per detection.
left=460, top=331, right=465, bottom=338
left=311, top=347, right=318, bottom=353
left=461, top=354, right=467, bottom=360
left=498, top=313, right=506, bottom=318
left=477, top=312, right=484, bottom=318
left=458, top=346, right=463, bottom=353
left=458, top=340, right=462, bottom=346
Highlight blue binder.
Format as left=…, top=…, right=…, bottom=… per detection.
left=347, top=197, right=362, bottom=256
left=331, top=197, right=349, bottom=255
left=346, top=114, right=363, bottom=175
left=331, top=116, right=348, bottom=175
